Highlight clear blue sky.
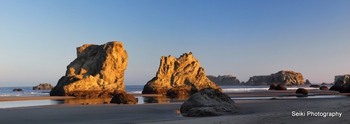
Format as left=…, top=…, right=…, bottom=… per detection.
left=1, top=0, right=349, bottom=86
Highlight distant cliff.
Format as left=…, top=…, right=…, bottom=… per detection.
left=245, top=70, right=305, bottom=86
left=207, top=75, right=241, bottom=85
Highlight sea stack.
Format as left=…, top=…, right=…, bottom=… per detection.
left=50, top=41, right=128, bottom=98
left=330, top=74, right=350, bottom=93
left=245, top=70, right=305, bottom=86
left=207, top=75, right=241, bottom=85
left=142, top=52, right=221, bottom=97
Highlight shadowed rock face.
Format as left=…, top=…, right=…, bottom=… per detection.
left=245, top=70, right=305, bottom=86
left=142, top=52, right=221, bottom=97
left=50, top=41, right=128, bottom=98
left=207, top=75, right=241, bottom=85
left=180, top=88, right=239, bottom=117
left=330, top=75, right=350, bottom=93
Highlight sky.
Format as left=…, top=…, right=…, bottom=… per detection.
left=0, top=0, right=349, bottom=87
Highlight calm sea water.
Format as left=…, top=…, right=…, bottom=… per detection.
left=0, top=85, right=335, bottom=108
left=0, top=85, right=325, bottom=97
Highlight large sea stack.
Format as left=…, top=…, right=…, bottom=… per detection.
left=50, top=41, right=128, bottom=98
left=330, top=75, right=350, bottom=93
left=245, top=70, right=305, bottom=86
left=142, top=52, right=221, bottom=97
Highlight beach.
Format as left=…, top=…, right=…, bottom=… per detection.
left=0, top=90, right=349, bottom=124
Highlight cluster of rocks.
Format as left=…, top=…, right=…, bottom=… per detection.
left=207, top=75, right=241, bottom=85
left=245, top=70, right=305, bottom=86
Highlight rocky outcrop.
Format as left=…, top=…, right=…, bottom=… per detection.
left=33, top=83, right=53, bottom=90
left=13, top=88, right=23, bottom=92
left=142, top=52, right=221, bottom=97
left=310, top=84, right=320, bottom=88
left=110, top=91, right=138, bottom=104
left=245, top=70, right=305, bottom=86
left=330, top=75, right=350, bottom=93
left=305, top=79, right=311, bottom=85
left=50, top=41, right=128, bottom=98
left=180, top=88, right=239, bottom=117
left=207, top=75, right=241, bottom=85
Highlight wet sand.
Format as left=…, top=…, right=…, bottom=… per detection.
left=0, top=91, right=349, bottom=124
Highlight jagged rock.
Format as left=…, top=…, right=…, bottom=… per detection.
left=13, top=88, right=23, bottom=92
left=319, top=86, right=329, bottom=90
left=50, top=41, right=128, bottom=98
left=110, top=91, right=138, bottom=104
left=330, top=75, right=350, bottom=93
left=180, top=88, right=239, bottom=117
left=321, top=82, right=328, bottom=85
left=207, top=75, right=241, bottom=85
left=305, top=79, right=311, bottom=85
left=245, top=70, right=305, bottom=86
left=296, top=88, right=308, bottom=95
left=142, top=52, right=221, bottom=97
left=33, top=83, right=53, bottom=90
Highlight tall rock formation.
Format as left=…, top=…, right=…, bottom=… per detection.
left=50, top=41, right=128, bottom=98
left=207, top=75, right=241, bottom=85
left=245, top=70, right=305, bottom=86
left=330, top=74, right=350, bottom=93
left=142, top=52, right=221, bottom=97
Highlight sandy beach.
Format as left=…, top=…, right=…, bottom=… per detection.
left=0, top=91, right=349, bottom=124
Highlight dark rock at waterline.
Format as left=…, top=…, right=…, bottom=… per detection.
left=13, top=88, right=23, bottom=92
left=296, top=88, right=308, bottom=95
left=269, top=83, right=287, bottom=90
left=180, top=88, right=239, bottom=117
left=110, top=91, right=138, bottom=104
left=319, top=86, right=329, bottom=90
left=310, top=84, right=320, bottom=88
left=269, top=83, right=278, bottom=90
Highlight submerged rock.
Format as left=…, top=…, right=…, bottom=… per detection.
left=33, top=83, right=53, bottom=90
left=142, top=52, right=221, bottom=97
left=330, top=75, right=350, bottom=93
left=245, top=70, right=305, bottom=86
left=50, top=41, right=128, bottom=98
left=180, top=88, right=239, bottom=117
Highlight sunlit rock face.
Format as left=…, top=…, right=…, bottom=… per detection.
left=50, top=41, right=128, bottom=98
left=142, top=52, right=221, bottom=97
left=245, top=70, right=305, bottom=86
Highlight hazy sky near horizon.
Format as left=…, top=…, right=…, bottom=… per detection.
left=1, top=0, right=350, bottom=86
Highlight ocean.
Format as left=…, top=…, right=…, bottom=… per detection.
left=0, top=85, right=325, bottom=97
left=0, top=85, right=334, bottom=108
